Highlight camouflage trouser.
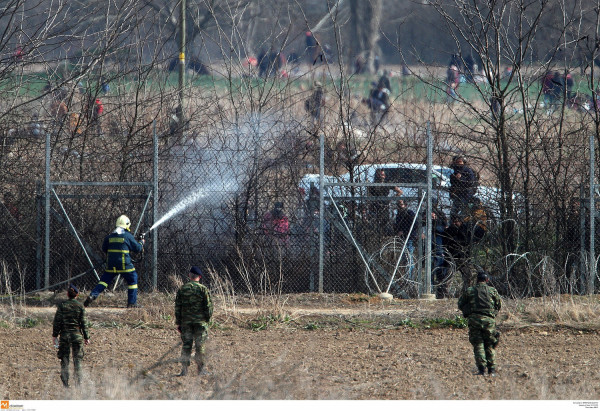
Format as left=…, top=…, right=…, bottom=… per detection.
left=180, top=323, right=208, bottom=367
left=467, top=315, right=498, bottom=368
left=57, top=332, right=84, bottom=385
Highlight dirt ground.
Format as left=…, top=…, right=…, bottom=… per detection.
left=1, top=293, right=599, bottom=400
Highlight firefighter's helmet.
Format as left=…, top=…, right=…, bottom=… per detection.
left=116, top=215, right=131, bottom=231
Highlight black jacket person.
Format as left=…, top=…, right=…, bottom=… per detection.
left=443, top=214, right=485, bottom=292
left=449, top=156, right=477, bottom=215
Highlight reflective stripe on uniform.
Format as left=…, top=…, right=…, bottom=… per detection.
left=99, top=281, right=109, bottom=287
left=107, top=249, right=130, bottom=271
left=128, top=284, right=138, bottom=289
left=104, top=268, right=136, bottom=273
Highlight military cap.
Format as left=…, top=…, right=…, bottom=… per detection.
left=477, top=271, right=489, bottom=282
left=68, top=283, right=79, bottom=294
left=190, top=266, right=202, bottom=278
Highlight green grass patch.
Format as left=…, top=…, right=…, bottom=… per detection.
left=421, top=316, right=467, bottom=329
left=395, top=318, right=418, bottom=328
left=304, top=322, right=320, bottom=330
left=248, top=314, right=290, bottom=331
left=346, top=293, right=370, bottom=303
left=95, top=321, right=123, bottom=329
left=209, top=320, right=227, bottom=331
left=17, top=317, right=42, bottom=328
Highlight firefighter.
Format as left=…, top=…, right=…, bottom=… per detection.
left=84, top=215, right=145, bottom=308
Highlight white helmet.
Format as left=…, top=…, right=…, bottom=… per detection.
left=116, top=215, right=131, bottom=230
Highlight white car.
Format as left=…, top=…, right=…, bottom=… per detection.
left=298, top=163, right=511, bottom=219
left=299, top=163, right=450, bottom=210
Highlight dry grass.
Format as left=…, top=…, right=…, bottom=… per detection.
left=1, top=290, right=599, bottom=400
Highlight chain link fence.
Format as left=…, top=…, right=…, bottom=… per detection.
left=2, top=122, right=599, bottom=299
left=1, top=73, right=600, bottom=299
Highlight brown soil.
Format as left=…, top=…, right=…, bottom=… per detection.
left=0, top=293, right=599, bottom=400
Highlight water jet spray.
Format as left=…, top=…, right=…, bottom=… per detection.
left=141, top=180, right=235, bottom=239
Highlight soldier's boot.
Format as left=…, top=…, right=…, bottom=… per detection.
left=196, top=359, right=205, bottom=375
left=488, top=367, right=496, bottom=377
left=127, top=303, right=142, bottom=309
left=476, top=365, right=485, bottom=376
left=83, top=295, right=95, bottom=307
left=74, top=361, right=82, bottom=385
left=178, top=364, right=188, bottom=377
left=60, top=358, right=70, bottom=387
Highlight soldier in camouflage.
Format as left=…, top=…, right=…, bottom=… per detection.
left=52, top=284, right=90, bottom=387
left=457, top=271, right=502, bottom=376
left=175, top=266, right=213, bottom=376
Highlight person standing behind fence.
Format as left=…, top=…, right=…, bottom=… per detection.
left=53, top=284, right=90, bottom=387
left=377, top=70, right=392, bottom=94
left=431, top=206, right=450, bottom=298
left=175, top=266, right=213, bottom=377
left=92, top=97, right=103, bottom=135
left=446, top=64, right=460, bottom=103
left=85, top=215, right=145, bottom=308
left=261, top=202, right=290, bottom=246
left=363, top=83, right=391, bottom=123
left=305, top=81, right=325, bottom=123
left=549, top=71, right=563, bottom=106
left=449, top=156, right=477, bottom=217
left=458, top=271, right=502, bottom=376
left=394, top=199, right=418, bottom=280
left=368, top=169, right=403, bottom=234
left=541, top=71, right=553, bottom=107
left=305, top=31, right=319, bottom=64
left=443, top=214, right=475, bottom=293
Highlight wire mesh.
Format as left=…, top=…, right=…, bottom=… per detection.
left=0, top=62, right=599, bottom=299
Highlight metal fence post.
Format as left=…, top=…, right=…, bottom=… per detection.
left=36, top=180, right=42, bottom=290
left=44, top=132, right=51, bottom=290
left=590, top=134, right=596, bottom=295
left=153, top=122, right=159, bottom=290
left=580, top=183, right=586, bottom=293
left=319, top=133, right=324, bottom=293
left=424, top=122, right=433, bottom=297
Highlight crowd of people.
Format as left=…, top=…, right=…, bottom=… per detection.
left=293, top=155, right=489, bottom=300
left=45, top=79, right=107, bottom=137
left=360, top=156, right=488, bottom=298
left=541, top=70, right=575, bottom=109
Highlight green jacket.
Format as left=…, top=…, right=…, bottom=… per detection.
left=52, top=298, right=90, bottom=340
left=458, top=282, right=502, bottom=318
left=175, top=281, right=213, bottom=326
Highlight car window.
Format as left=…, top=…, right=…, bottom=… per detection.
left=382, top=167, right=440, bottom=187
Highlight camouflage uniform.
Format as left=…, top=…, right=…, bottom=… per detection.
left=458, top=281, right=502, bottom=372
left=175, top=280, right=213, bottom=372
left=52, top=298, right=89, bottom=386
